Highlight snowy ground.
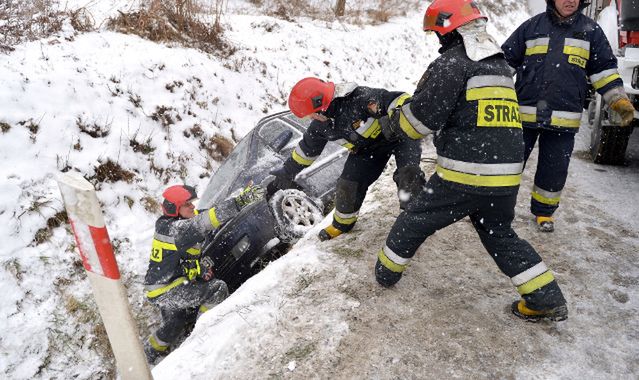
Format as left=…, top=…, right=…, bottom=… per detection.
left=0, top=0, right=637, bottom=379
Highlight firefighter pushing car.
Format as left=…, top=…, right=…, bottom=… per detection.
left=375, top=0, right=568, bottom=321
left=267, top=78, right=423, bottom=241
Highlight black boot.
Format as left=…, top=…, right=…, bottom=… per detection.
left=375, top=259, right=403, bottom=287
left=511, top=299, right=568, bottom=322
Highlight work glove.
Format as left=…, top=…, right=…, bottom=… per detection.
left=610, top=97, right=635, bottom=127
left=380, top=102, right=410, bottom=141
left=394, top=165, right=426, bottom=209
left=199, top=256, right=215, bottom=281
left=235, top=184, right=264, bottom=209
left=266, top=166, right=296, bottom=197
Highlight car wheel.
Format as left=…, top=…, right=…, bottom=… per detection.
left=589, top=93, right=632, bottom=165
left=269, top=189, right=323, bottom=243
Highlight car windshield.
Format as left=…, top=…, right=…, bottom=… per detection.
left=198, top=135, right=252, bottom=209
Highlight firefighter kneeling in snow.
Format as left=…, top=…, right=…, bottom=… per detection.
left=376, top=0, right=568, bottom=322
left=267, top=78, right=423, bottom=241
left=143, top=184, right=263, bottom=362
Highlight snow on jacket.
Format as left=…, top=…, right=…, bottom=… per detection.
left=501, top=5, right=623, bottom=133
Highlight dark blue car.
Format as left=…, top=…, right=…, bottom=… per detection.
left=198, top=111, right=348, bottom=292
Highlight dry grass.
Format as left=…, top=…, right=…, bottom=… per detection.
left=106, top=0, right=235, bottom=57
left=91, top=159, right=136, bottom=184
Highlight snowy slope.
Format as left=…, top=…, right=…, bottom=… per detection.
left=1, top=1, right=637, bottom=379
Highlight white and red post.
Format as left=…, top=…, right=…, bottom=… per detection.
left=56, top=171, right=152, bottom=380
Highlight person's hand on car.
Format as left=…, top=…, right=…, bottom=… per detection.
left=235, top=184, right=265, bottom=209
left=266, top=167, right=296, bottom=197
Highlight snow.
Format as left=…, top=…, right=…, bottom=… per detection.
left=0, top=1, right=637, bottom=379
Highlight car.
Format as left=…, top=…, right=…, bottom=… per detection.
left=197, top=111, right=348, bottom=292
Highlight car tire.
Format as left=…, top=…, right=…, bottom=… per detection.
left=269, top=189, right=323, bottom=243
left=589, top=93, right=631, bottom=165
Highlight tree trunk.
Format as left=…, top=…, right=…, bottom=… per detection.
left=335, top=0, right=346, bottom=17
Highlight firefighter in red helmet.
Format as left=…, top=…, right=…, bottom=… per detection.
left=142, top=184, right=262, bottom=363
left=375, top=0, right=568, bottom=322
left=268, top=77, right=423, bottom=241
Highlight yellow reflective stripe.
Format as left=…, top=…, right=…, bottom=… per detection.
left=388, top=93, right=412, bottom=112
left=521, top=113, right=536, bottom=123
left=476, top=100, right=522, bottom=128
left=466, top=87, right=518, bottom=101
left=525, top=45, right=548, bottom=55
left=436, top=165, right=521, bottom=187
left=186, top=247, right=200, bottom=255
left=517, top=271, right=555, bottom=295
left=199, top=305, right=209, bottom=314
left=208, top=208, right=220, bottom=228
left=149, top=335, right=169, bottom=351
left=592, top=73, right=621, bottom=90
left=532, top=191, right=561, bottom=205
left=151, top=239, right=172, bottom=262
left=550, top=117, right=580, bottom=128
left=292, top=149, right=314, bottom=166
left=356, top=118, right=381, bottom=138
left=398, top=111, right=423, bottom=139
left=378, top=249, right=407, bottom=273
left=145, top=277, right=188, bottom=298
left=563, top=45, right=590, bottom=60
left=334, top=214, right=358, bottom=225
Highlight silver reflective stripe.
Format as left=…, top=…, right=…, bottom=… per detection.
left=590, top=68, right=619, bottom=83
left=511, top=262, right=549, bottom=286
left=151, top=331, right=170, bottom=346
left=383, top=245, right=411, bottom=265
left=564, top=38, right=590, bottom=50
left=525, top=37, right=550, bottom=48
left=334, top=82, right=358, bottom=97
left=335, top=210, right=359, bottom=219
left=355, top=118, right=376, bottom=136
left=532, top=185, right=562, bottom=198
left=401, top=103, right=432, bottom=136
left=551, top=110, right=582, bottom=120
left=466, top=75, right=515, bottom=89
left=437, top=156, right=524, bottom=175
left=519, top=106, right=536, bottom=115
left=295, top=146, right=319, bottom=161
left=154, top=232, right=175, bottom=243
left=388, top=93, right=410, bottom=110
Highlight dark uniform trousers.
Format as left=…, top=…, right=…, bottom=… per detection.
left=333, top=139, right=421, bottom=232
left=149, top=279, right=228, bottom=346
left=523, top=127, right=576, bottom=217
left=386, top=175, right=566, bottom=310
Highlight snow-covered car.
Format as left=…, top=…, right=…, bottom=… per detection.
left=197, top=111, right=348, bottom=291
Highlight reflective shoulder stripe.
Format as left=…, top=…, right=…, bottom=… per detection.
left=186, top=247, right=201, bottom=255
left=436, top=165, right=521, bottom=187
left=355, top=118, right=382, bottom=138
left=154, top=232, right=175, bottom=243
left=590, top=68, right=621, bottom=90
left=563, top=38, right=590, bottom=59
left=466, top=87, right=517, bottom=101
left=531, top=185, right=562, bottom=205
left=399, top=103, right=432, bottom=139
left=387, top=93, right=412, bottom=113
left=378, top=245, right=410, bottom=273
left=292, top=146, right=317, bottom=166
left=152, top=238, right=176, bottom=251
left=525, top=37, right=550, bottom=55
left=550, top=110, right=582, bottom=128
left=517, top=271, right=555, bottom=295
left=466, top=75, right=515, bottom=90
left=145, top=276, right=188, bottom=298
left=511, top=262, right=548, bottom=286
left=437, top=156, right=523, bottom=176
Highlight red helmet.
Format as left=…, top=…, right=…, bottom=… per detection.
left=288, top=77, right=335, bottom=118
left=423, top=0, right=487, bottom=35
left=162, top=185, right=197, bottom=217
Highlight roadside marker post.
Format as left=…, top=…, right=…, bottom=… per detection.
left=56, top=171, right=152, bottom=380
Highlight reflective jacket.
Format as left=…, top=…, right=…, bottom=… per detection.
left=501, top=6, right=623, bottom=133
left=282, top=86, right=413, bottom=174
left=395, top=41, right=524, bottom=196
left=143, top=198, right=238, bottom=297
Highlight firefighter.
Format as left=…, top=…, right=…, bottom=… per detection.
left=143, top=184, right=263, bottom=363
left=502, top=0, right=635, bottom=232
left=267, top=77, right=423, bottom=241
left=375, top=0, right=568, bottom=322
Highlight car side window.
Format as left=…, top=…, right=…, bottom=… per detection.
left=258, top=120, right=302, bottom=152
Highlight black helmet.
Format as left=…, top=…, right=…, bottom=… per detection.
left=161, top=185, right=197, bottom=217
